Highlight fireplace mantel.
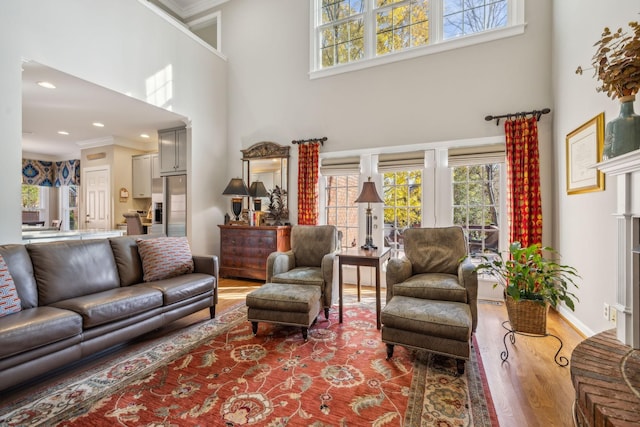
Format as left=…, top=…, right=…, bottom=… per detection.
left=595, top=149, right=640, bottom=349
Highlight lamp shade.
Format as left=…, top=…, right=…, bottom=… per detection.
left=354, top=178, right=383, bottom=204
left=248, top=181, right=269, bottom=198
left=222, top=178, right=249, bottom=196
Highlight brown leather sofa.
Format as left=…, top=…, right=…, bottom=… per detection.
left=0, top=235, right=218, bottom=392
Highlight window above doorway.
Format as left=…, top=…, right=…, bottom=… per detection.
left=310, top=0, right=524, bottom=79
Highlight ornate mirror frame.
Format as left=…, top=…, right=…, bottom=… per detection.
left=241, top=142, right=290, bottom=218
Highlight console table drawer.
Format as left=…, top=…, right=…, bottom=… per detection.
left=218, top=225, right=291, bottom=280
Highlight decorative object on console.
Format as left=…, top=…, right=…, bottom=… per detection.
left=268, top=185, right=288, bottom=225
left=248, top=181, right=269, bottom=211
left=576, top=21, right=640, bottom=158
left=354, top=176, right=383, bottom=250
left=222, top=178, right=249, bottom=223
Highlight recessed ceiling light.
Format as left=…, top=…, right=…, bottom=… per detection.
left=92, top=122, right=105, bottom=127
left=37, top=81, right=56, bottom=89
left=140, top=133, right=150, bottom=138
left=57, top=131, right=69, bottom=135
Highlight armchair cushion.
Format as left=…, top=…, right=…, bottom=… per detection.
left=291, top=225, right=338, bottom=267
left=393, top=273, right=467, bottom=303
left=404, top=227, right=467, bottom=275
left=272, top=267, right=323, bottom=287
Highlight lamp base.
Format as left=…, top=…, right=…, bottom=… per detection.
left=361, top=243, right=378, bottom=251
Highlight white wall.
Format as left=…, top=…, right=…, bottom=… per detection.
left=219, top=0, right=554, bottom=231
left=0, top=0, right=227, bottom=254
left=551, top=1, right=640, bottom=335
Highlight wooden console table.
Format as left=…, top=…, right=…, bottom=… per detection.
left=218, top=225, right=291, bottom=281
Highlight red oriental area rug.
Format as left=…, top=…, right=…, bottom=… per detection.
left=0, top=298, right=498, bottom=426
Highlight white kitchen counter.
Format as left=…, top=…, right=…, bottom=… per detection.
left=22, top=229, right=125, bottom=243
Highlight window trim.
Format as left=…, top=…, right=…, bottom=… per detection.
left=310, top=0, right=525, bottom=79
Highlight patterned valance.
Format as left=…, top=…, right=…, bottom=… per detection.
left=22, top=159, right=80, bottom=187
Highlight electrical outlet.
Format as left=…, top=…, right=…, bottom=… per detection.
left=611, top=307, right=617, bottom=323
left=603, top=303, right=610, bottom=320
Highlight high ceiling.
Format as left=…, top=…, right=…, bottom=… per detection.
left=22, top=61, right=188, bottom=159
left=21, top=1, right=227, bottom=159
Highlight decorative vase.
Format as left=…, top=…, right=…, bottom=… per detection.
left=603, top=95, right=640, bottom=159
left=504, top=295, right=549, bottom=335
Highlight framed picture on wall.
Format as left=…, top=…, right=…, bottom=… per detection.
left=566, top=112, right=605, bottom=195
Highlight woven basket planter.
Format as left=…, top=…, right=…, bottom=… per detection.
left=505, top=295, right=549, bottom=335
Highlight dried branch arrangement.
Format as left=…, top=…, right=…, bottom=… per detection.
left=576, top=21, right=640, bottom=99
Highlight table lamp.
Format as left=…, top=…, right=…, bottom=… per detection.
left=355, top=177, right=383, bottom=250
left=222, top=178, right=249, bottom=222
left=248, top=181, right=269, bottom=211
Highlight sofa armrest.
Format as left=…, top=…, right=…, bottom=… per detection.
left=193, top=255, right=219, bottom=278
left=193, top=255, right=219, bottom=305
left=385, top=257, right=413, bottom=302
left=266, top=251, right=295, bottom=282
left=458, top=257, right=478, bottom=332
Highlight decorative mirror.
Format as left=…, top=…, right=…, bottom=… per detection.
left=242, top=142, right=290, bottom=220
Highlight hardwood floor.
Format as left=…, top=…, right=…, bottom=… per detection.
left=1, top=278, right=585, bottom=427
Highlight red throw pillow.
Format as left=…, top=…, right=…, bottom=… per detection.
left=0, top=254, right=22, bottom=317
left=136, top=237, right=194, bottom=282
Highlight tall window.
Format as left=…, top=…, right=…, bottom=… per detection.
left=452, top=163, right=501, bottom=256
left=313, top=0, right=516, bottom=74
left=325, top=175, right=360, bottom=248
left=382, top=170, right=422, bottom=250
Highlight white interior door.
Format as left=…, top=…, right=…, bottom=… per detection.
left=84, top=168, right=110, bottom=230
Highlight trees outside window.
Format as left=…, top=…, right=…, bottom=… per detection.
left=382, top=170, right=422, bottom=251
left=452, top=163, right=501, bottom=256
left=443, top=0, right=508, bottom=40
left=314, top=0, right=512, bottom=72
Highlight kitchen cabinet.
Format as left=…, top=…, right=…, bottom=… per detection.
left=132, top=152, right=159, bottom=198
left=159, top=127, right=187, bottom=175
left=132, top=154, right=152, bottom=198
left=218, top=225, right=291, bottom=280
left=151, top=153, right=160, bottom=179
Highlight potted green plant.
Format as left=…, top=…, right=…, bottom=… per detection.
left=474, top=242, right=580, bottom=335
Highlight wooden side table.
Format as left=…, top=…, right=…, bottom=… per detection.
left=337, top=247, right=391, bottom=329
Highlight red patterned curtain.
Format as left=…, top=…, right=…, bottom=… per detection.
left=505, top=116, right=542, bottom=247
left=297, top=141, right=321, bottom=225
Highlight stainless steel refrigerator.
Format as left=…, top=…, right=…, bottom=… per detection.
left=164, top=175, right=187, bottom=237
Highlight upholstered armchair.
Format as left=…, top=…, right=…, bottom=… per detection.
left=385, top=226, right=478, bottom=332
left=266, top=225, right=339, bottom=319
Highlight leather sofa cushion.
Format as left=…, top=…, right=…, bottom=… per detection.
left=109, top=235, right=153, bottom=287
left=393, top=273, right=468, bottom=303
left=0, top=306, right=82, bottom=359
left=51, top=286, right=163, bottom=329
left=28, top=240, right=120, bottom=305
left=139, top=273, right=215, bottom=305
left=0, top=244, right=38, bottom=308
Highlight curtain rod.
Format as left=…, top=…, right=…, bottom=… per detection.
left=291, top=137, right=327, bottom=145
left=484, top=108, right=551, bottom=126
